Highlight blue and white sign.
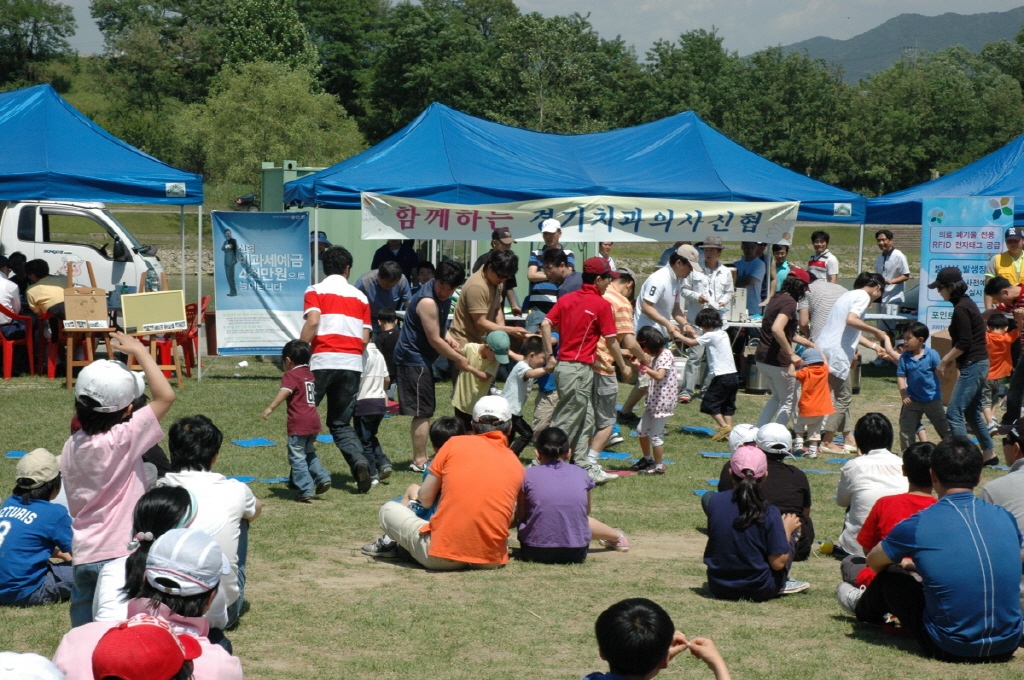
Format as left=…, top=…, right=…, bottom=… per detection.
left=919, top=197, right=1011, bottom=338
left=212, top=211, right=309, bottom=355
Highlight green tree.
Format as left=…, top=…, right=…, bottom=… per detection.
left=0, top=0, right=76, bottom=85
left=181, top=61, right=366, bottom=190
left=219, top=0, right=318, bottom=70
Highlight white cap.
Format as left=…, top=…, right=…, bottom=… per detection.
left=472, top=395, right=512, bottom=423
left=0, top=652, right=66, bottom=680
left=74, top=359, right=145, bottom=413
left=540, top=219, right=562, bottom=234
left=756, top=423, right=792, bottom=455
left=145, top=528, right=230, bottom=597
left=728, top=424, right=758, bottom=453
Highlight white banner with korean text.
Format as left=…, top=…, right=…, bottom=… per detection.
left=360, top=192, right=799, bottom=243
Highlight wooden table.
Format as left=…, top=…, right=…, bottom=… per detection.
left=65, top=328, right=116, bottom=389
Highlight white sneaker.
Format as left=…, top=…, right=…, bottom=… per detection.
left=780, top=578, right=810, bottom=595
left=607, top=433, right=625, bottom=446
left=588, top=467, right=617, bottom=484
left=836, top=582, right=864, bottom=615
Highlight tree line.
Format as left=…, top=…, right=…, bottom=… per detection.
left=5, top=0, right=1024, bottom=199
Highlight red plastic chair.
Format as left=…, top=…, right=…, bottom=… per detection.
left=38, top=311, right=96, bottom=380
left=0, top=304, right=34, bottom=380
left=153, top=295, right=210, bottom=378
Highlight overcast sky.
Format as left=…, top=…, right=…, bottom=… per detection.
left=67, top=0, right=1024, bottom=56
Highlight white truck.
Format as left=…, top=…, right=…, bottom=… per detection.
left=0, top=200, right=164, bottom=292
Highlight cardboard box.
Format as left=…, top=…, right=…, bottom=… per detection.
left=929, top=329, right=959, bottom=406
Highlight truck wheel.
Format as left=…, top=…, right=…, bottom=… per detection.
left=247, top=205, right=259, bottom=212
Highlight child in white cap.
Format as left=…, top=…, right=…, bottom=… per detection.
left=62, top=332, right=176, bottom=627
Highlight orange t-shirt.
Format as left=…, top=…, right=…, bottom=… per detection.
left=420, top=430, right=525, bottom=565
left=987, top=330, right=1019, bottom=380
left=795, top=362, right=834, bottom=418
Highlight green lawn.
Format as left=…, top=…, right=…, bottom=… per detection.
left=0, top=357, right=1018, bottom=680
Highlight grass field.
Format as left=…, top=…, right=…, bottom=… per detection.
left=0, top=355, right=1018, bottom=680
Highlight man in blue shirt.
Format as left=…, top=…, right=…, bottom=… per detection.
left=838, top=435, right=1023, bottom=662
left=355, top=261, right=411, bottom=332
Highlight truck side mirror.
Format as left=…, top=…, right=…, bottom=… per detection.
left=113, top=239, right=126, bottom=260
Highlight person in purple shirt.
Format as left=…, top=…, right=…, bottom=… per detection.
left=514, top=427, right=627, bottom=564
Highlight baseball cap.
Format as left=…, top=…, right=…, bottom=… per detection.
left=616, top=266, right=637, bottom=281
left=0, top=652, right=66, bottom=680
left=756, top=422, right=792, bottom=455
left=92, top=614, right=202, bottom=680
left=801, top=348, right=824, bottom=365
left=492, top=227, right=515, bottom=244
left=540, top=219, right=562, bottom=234
left=675, top=244, right=700, bottom=264
left=927, top=266, right=963, bottom=289
left=310, top=231, right=330, bottom=244
left=75, top=359, right=145, bottom=413
left=472, top=395, right=512, bottom=423
left=145, top=528, right=230, bottom=597
left=15, top=448, right=60, bottom=489
left=1006, top=417, right=1024, bottom=446
left=486, top=330, right=511, bottom=365
left=728, top=424, right=758, bottom=454
left=702, top=236, right=724, bottom=250
left=583, top=256, right=619, bottom=278
left=730, top=444, right=768, bottom=479
left=787, top=267, right=811, bottom=284
left=1005, top=227, right=1023, bottom=241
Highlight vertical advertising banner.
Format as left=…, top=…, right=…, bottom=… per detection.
left=919, top=197, right=1012, bottom=338
left=211, top=211, right=309, bottom=355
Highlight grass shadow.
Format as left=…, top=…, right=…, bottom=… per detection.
left=833, top=615, right=924, bottom=656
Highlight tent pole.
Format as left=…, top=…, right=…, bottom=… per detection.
left=314, top=206, right=319, bottom=283
left=857, top=223, right=864, bottom=274
left=180, top=206, right=186, bottom=300
left=431, top=239, right=437, bottom=266
left=197, top=206, right=203, bottom=382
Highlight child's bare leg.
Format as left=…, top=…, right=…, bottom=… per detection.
left=399, top=484, right=421, bottom=505
left=917, top=426, right=928, bottom=443
left=652, top=444, right=664, bottom=466
left=724, top=414, right=733, bottom=427
left=983, top=406, right=995, bottom=424
left=589, top=517, right=622, bottom=543
left=639, top=435, right=651, bottom=459
left=712, top=413, right=727, bottom=428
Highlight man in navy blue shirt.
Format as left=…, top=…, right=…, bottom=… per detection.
left=838, top=435, right=1023, bottom=662
left=355, top=261, right=411, bottom=332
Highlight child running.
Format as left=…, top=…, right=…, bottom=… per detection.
left=500, top=335, right=551, bottom=456
left=679, top=308, right=739, bottom=441
left=354, top=338, right=393, bottom=486
left=515, top=427, right=628, bottom=564
left=262, top=339, right=331, bottom=503
left=787, top=348, right=833, bottom=458
left=451, top=330, right=511, bottom=431
left=891, top=322, right=951, bottom=452
left=62, top=333, right=175, bottom=627
left=983, top=314, right=1018, bottom=432
left=631, top=326, right=677, bottom=475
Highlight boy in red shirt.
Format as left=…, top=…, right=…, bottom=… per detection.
left=262, top=340, right=329, bottom=502
left=787, top=348, right=833, bottom=458
left=982, top=314, right=1019, bottom=432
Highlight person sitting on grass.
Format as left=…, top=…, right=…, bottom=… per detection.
left=361, top=417, right=466, bottom=558
left=587, top=598, right=730, bottom=680
left=90, top=613, right=203, bottom=680
left=677, top=308, right=739, bottom=442
left=630, top=326, right=677, bottom=475
left=704, top=442, right=809, bottom=601
left=376, top=396, right=524, bottom=570
left=63, top=334, right=176, bottom=627
left=0, top=448, right=73, bottom=608
left=838, top=436, right=1023, bottom=663
left=835, top=413, right=907, bottom=558
left=840, top=442, right=935, bottom=589
left=515, top=427, right=628, bottom=564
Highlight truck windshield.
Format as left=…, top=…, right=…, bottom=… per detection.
left=101, top=210, right=145, bottom=251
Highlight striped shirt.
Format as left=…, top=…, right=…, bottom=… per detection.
left=526, top=247, right=575, bottom=313
left=303, top=275, right=371, bottom=371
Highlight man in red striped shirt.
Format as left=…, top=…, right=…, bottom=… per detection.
left=301, top=246, right=374, bottom=493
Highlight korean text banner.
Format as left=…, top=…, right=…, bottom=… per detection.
left=918, top=196, right=1012, bottom=339
left=361, top=192, right=799, bottom=243
left=211, top=211, right=309, bottom=356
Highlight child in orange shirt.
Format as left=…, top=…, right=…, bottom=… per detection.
left=787, top=348, right=834, bottom=458
left=983, top=314, right=1019, bottom=431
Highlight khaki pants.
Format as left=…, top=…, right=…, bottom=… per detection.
left=552, top=361, right=595, bottom=468
left=824, top=371, right=853, bottom=433
left=532, top=389, right=559, bottom=433
left=378, top=502, right=501, bottom=571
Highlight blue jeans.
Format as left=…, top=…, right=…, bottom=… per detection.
left=70, top=559, right=110, bottom=627
left=9, top=563, right=73, bottom=607
left=312, top=368, right=368, bottom=475
left=353, top=414, right=391, bottom=477
left=947, top=359, right=994, bottom=452
left=287, top=434, right=330, bottom=497
left=225, top=519, right=248, bottom=628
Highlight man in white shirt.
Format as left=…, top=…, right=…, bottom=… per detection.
left=678, top=237, right=734, bottom=403
left=0, top=268, right=23, bottom=339
left=873, top=229, right=911, bottom=338
left=732, top=242, right=766, bottom=318
left=160, top=415, right=262, bottom=629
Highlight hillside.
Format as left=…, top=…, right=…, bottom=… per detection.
left=780, top=7, right=1024, bottom=83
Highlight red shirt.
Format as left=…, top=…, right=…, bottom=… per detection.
left=281, top=365, right=321, bottom=436
left=545, top=284, right=616, bottom=364
left=994, top=286, right=1024, bottom=352
left=854, top=492, right=935, bottom=587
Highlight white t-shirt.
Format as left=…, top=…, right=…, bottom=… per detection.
left=0, top=276, right=20, bottom=324
left=356, top=343, right=388, bottom=402
left=875, top=248, right=910, bottom=304
left=157, top=471, right=258, bottom=606
left=835, top=449, right=908, bottom=557
left=817, top=289, right=871, bottom=380
left=501, top=360, right=534, bottom=416
left=634, top=266, right=680, bottom=336
left=807, top=250, right=840, bottom=282
left=733, top=258, right=766, bottom=316
left=696, top=328, right=736, bottom=377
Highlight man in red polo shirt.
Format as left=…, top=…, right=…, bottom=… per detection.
left=542, top=257, right=633, bottom=484
left=301, top=246, right=374, bottom=492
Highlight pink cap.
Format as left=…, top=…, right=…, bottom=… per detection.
left=729, top=445, right=768, bottom=479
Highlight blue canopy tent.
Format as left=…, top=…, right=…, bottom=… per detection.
left=866, top=134, right=1024, bottom=226
left=285, top=103, right=864, bottom=224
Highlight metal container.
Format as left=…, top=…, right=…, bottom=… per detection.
left=744, top=338, right=770, bottom=394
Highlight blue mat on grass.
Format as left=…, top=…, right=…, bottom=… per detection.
left=259, top=477, right=291, bottom=483
left=706, top=479, right=718, bottom=485
left=693, top=489, right=709, bottom=497
left=598, top=452, right=633, bottom=460
left=227, top=476, right=256, bottom=483
left=232, top=439, right=275, bottom=448
left=5, top=451, right=27, bottom=459
left=825, top=459, right=848, bottom=464
left=700, top=451, right=730, bottom=458
left=317, top=435, right=332, bottom=443
left=680, top=426, right=716, bottom=436
left=804, top=470, right=841, bottom=475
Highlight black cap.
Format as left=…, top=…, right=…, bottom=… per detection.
left=1008, top=417, right=1024, bottom=446
left=927, top=266, right=963, bottom=289
left=1006, top=227, right=1023, bottom=241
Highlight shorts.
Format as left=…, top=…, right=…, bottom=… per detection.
left=981, top=378, right=1003, bottom=411
left=699, top=373, right=739, bottom=417
left=795, top=415, right=826, bottom=439
left=638, top=411, right=668, bottom=447
left=593, top=373, right=619, bottom=429
left=397, top=364, right=435, bottom=418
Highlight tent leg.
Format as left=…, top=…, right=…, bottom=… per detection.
left=430, top=239, right=438, bottom=266
left=197, top=206, right=203, bottom=382
left=314, top=206, right=319, bottom=284
left=180, top=206, right=186, bottom=300
left=857, top=223, right=864, bottom=275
